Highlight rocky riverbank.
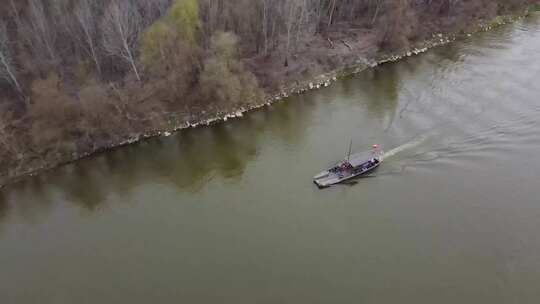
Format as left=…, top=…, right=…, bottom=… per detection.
left=0, top=8, right=536, bottom=189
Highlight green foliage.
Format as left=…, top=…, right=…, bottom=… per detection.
left=167, top=0, right=200, bottom=42
left=140, top=21, right=174, bottom=65
left=209, top=32, right=238, bottom=61
left=199, top=32, right=262, bottom=109
left=140, top=0, right=200, bottom=66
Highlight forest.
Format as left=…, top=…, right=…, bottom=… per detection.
left=0, top=0, right=537, bottom=183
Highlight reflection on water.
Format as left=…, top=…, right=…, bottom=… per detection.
left=0, top=65, right=406, bottom=220
left=0, top=12, right=529, bottom=221
left=3, top=127, right=259, bottom=213
left=0, top=96, right=318, bottom=218
left=353, top=64, right=401, bottom=130
left=0, top=192, right=8, bottom=233
left=1, top=13, right=540, bottom=304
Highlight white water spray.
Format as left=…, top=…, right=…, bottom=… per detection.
left=383, top=133, right=430, bottom=160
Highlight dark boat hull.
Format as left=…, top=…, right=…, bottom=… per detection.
left=313, top=160, right=381, bottom=188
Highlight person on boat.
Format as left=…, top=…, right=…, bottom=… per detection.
left=342, top=162, right=353, bottom=170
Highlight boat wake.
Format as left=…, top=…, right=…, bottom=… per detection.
left=383, top=133, right=430, bottom=160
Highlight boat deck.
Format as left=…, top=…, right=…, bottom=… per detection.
left=313, top=150, right=382, bottom=188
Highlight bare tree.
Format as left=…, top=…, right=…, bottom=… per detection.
left=328, top=0, right=338, bottom=28
left=137, top=0, right=171, bottom=26
left=371, top=0, right=384, bottom=25
left=24, top=0, right=58, bottom=64
left=9, top=0, right=23, bottom=31
left=101, top=0, right=143, bottom=82
left=262, top=0, right=269, bottom=55
left=75, top=0, right=102, bottom=76
left=0, top=22, right=23, bottom=96
left=284, top=0, right=301, bottom=66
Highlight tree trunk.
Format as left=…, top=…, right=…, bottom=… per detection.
left=0, top=53, right=23, bottom=95
left=328, top=0, right=337, bottom=28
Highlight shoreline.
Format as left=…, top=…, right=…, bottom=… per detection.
left=0, top=10, right=534, bottom=189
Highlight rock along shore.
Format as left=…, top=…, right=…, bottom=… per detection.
left=0, top=10, right=533, bottom=189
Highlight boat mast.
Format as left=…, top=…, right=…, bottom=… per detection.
left=347, top=139, right=353, bottom=162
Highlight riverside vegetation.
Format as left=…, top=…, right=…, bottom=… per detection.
left=0, top=0, right=538, bottom=186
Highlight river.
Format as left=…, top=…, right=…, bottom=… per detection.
left=1, top=14, right=540, bottom=303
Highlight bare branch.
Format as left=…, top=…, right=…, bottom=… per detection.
left=0, top=22, right=23, bottom=96
left=75, top=0, right=102, bottom=76
left=101, top=0, right=143, bottom=82
left=25, top=0, right=58, bottom=64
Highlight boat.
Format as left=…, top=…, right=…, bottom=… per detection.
left=313, top=144, right=383, bottom=188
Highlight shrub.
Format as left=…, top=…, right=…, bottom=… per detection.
left=199, top=32, right=262, bottom=110
left=28, top=73, right=81, bottom=154
left=140, top=0, right=200, bottom=67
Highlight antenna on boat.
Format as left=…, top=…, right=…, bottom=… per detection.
left=347, top=139, right=353, bottom=162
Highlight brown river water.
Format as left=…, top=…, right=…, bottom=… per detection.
left=1, top=13, right=540, bottom=303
